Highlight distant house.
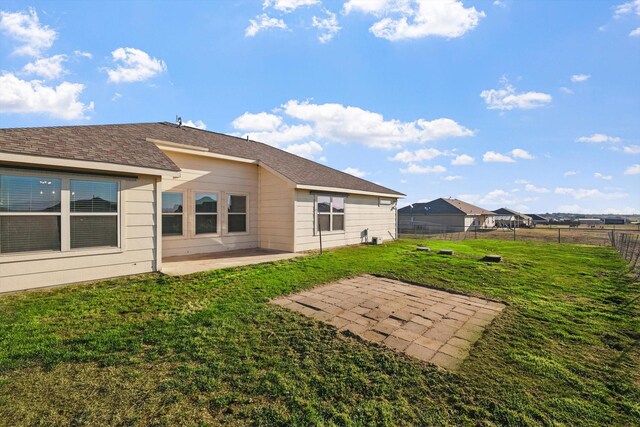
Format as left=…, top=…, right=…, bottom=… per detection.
left=398, top=198, right=495, bottom=232
left=526, top=214, right=549, bottom=226
left=493, top=208, right=532, bottom=228
left=578, top=218, right=602, bottom=226
left=0, top=122, right=404, bottom=292
left=603, top=217, right=625, bottom=225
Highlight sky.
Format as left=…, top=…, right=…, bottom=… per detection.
left=0, top=0, right=638, bottom=215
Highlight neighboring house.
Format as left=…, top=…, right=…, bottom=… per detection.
left=527, top=213, right=549, bottom=226
left=398, top=198, right=495, bottom=232
left=493, top=208, right=533, bottom=228
left=0, top=122, right=404, bottom=293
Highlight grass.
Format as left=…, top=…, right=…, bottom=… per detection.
left=0, top=239, right=638, bottom=426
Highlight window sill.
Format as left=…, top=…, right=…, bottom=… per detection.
left=192, top=233, right=221, bottom=239
left=314, top=230, right=346, bottom=236
left=0, top=247, right=123, bottom=264
left=162, top=234, right=185, bottom=240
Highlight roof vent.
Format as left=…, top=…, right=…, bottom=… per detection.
left=176, top=116, right=182, bottom=127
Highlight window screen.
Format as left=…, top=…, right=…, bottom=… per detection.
left=195, top=193, right=217, bottom=234
left=162, top=192, right=183, bottom=236
left=227, top=195, right=247, bottom=233
left=70, top=180, right=118, bottom=249
left=0, top=175, right=61, bottom=254
left=316, top=196, right=345, bottom=232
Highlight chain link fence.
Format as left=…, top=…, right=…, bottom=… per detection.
left=398, top=223, right=632, bottom=246
left=610, top=232, right=640, bottom=279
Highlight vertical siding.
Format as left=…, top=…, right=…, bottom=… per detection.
left=294, top=190, right=398, bottom=252
left=258, top=168, right=295, bottom=252
left=0, top=174, right=158, bottom=293
left=161, top=152, right=259, bottom=258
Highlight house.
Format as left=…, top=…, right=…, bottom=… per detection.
left=493, top=208, right=532, bottom=228
left=0, top=122, right=404, bottom=293
left=398, top=198, right=495, bottom=233
left=526, top=213, right=549, bottom=226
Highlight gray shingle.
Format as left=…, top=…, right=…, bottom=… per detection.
left=0, top=122, right=404, bottom=196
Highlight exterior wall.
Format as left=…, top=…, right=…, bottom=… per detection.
left=161, top=151, right=259, bottom=258
left=294, top=190, right=397, bottom=252
left=258, top=167, right=295, bottom=252
left=0, top=173, right=158, bottom=293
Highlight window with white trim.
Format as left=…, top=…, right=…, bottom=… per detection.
left=0, top=172, right=120, bottom=255
left=227, top=194, right=247, bottom=233
left=0, top=175, right=62, bottom=254
left=70, top=180, right=118, bottom=248
left=316, top=195, right=345, bottom=232
left=162, top=192, right=183, bottom=236
left=195, top=192, right=217, bottom=234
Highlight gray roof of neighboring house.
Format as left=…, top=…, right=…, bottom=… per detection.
left=493, top=208, right=532, bottom=220
left=526, top=214, right=549, bottom=221
left=0, top=122, right=404, bottom=196
left=398, top=198, right=495, bottom=216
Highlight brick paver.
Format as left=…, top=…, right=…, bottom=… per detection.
left=272, top=274, right=505, bottom=371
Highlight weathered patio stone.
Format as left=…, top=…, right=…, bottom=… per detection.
left=271, top=274, right=505, bottom=371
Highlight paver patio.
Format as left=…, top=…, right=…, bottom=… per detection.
left=272, top=274, right=505, bottom=371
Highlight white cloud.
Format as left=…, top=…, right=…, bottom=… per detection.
left=480, top=79, right=552, bottom=110
left=400, top=164, right=446, bottom=174
left=510, top=148, right=534, bottom=159
left=594, top=172, right=612, bottom=180
left=23, top=54, right=67, bottom=79
left=245, top=13, right=288, bottom=37
left=183, top=119, right=207, bottom=130
left=476, top=189, right=538, bottom=208
left=554, top=187, right=628, bottom=200
left=232, top=112, right=283, bottom=131
left=625, top=164, right=640, bottom=175
left=111, top=92, right=122, bottom=101
left=343, top=166, right=368, bottom=178
left=563, top=170, right=577, bottom=176
left=570, top=74, right=590, bottom=83
left=282, top=99, right=473, bottom=149
left=389, top=148, right=445, bottom=163
left=284, top=140, right=323, bottom=159
left=493, top=1, right=508, bottom=7
left=243, top=124, right=315, bottom=146
left=74, top=50, right=92, bottom=59
left=623, top=145, right=640, bottom=154
left=524, top=183, right=549, bottom=193
left=263, top=0, right=320, bottom=13
left=451, top=154, right=475, bottom=165
left=483, top=151, right=515, bottom=163
left=443, top=175, right=462, bottom=181
left=106, top=47, right=166, bottom=83
left=631, top=27, right=640, bottom=36
left=0, top=8, right=56, bottom=56
left=614, top=0, right=640, bottom=17
left=576, top=133, right=621, bottom=143
left=344, top=0, right=484, bottom=40
left=0, top=72, right=93, bottom=120
left=312, top=10, right=341, bottom=43
left=559, top=87, right=573, bottom=95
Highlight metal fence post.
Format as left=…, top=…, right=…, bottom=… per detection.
left=558, top=228, right=561, bottom=244
left=513, top=228, right=516, bottom=241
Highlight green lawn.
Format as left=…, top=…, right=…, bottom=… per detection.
left=0, top=240, right=638, bottom=426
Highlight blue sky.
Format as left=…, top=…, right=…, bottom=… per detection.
left=0, top=0, right=638, bottom=214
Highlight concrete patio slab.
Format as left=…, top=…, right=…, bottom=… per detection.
left=272, top=274, right=505, bottom=371
left=162, top=248, right=304, bottom=276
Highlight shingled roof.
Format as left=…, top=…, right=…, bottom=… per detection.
left=0, top=122, right=403, bottom=196
left=398, top=198, right=495, bottom=215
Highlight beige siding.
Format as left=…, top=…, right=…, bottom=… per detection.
left=258, top=168, right=295, bottom=252
left=294, top=190, right=397, bottom=252
left=0, top=174, right=158, bottom=293
left=161, top=152, right=259, bottom=258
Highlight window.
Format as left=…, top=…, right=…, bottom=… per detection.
left=70, top=180, right=118, bottom=249
left=195, top=193, right=217, bottom=234
left=316, top=195, right=345, bottom=232
left=0, top=175, right=62, bottom=254
left=162, top=192, right=183, bottom=236
left=227, top=195, right=247, bottom=233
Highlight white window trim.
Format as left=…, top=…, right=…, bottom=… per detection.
left=191, top=190, right=220, bottom=238
left=225, top=192, right=249, bottom=235
left=161, top=190, right=186, bottom=240
left=314, top=194, right=346, bottom=236
left=0, top=168, right=123, bottom=262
